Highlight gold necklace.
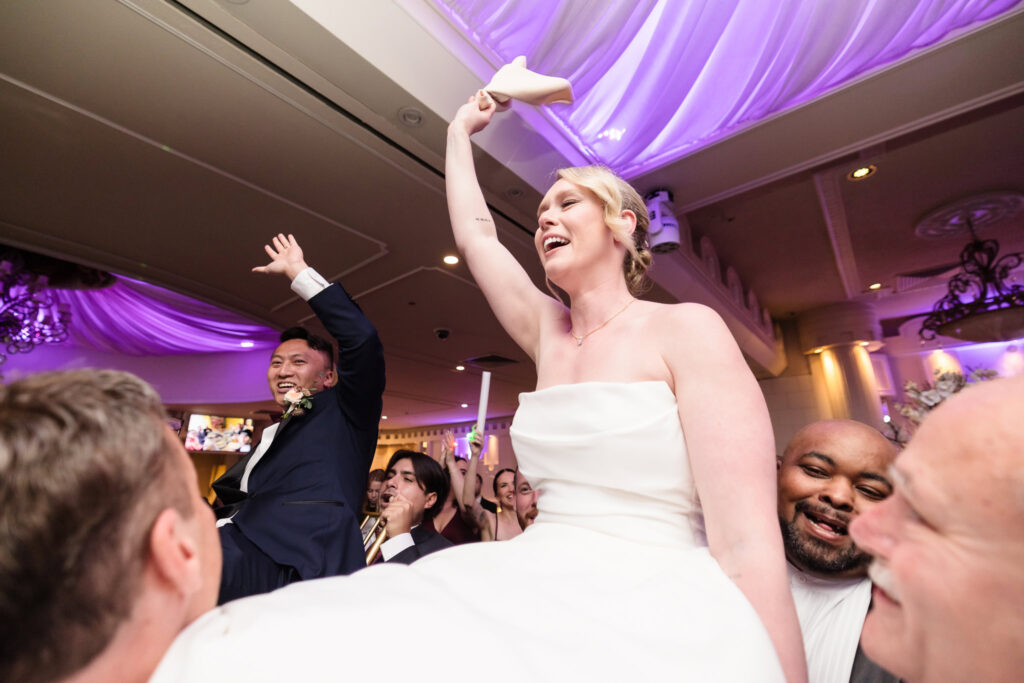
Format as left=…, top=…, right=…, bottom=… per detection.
left=570, top=298, right=636, bottom=347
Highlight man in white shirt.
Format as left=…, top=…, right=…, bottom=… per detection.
left=778, top=419, right=900, bottom=683
left=374, top=450, right=453, bottom=564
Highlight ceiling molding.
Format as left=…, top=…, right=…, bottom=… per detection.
left=0, top=71, right=391, bottom=252
left=0, top=219, right=281, bottom=329
left=269, top=250, right=391, bottom=314
left=813, top=170, right=862, bottom=299
left=295, top=266, right=479, bottom=325
left=126, top=0, right=452, bottom=198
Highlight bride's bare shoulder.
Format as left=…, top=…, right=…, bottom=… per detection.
left=643, top=301, right=726, bottom=328
left=643, top=302, right=737, bottom=354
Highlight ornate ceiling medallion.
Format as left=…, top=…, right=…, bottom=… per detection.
left=917, top=194, right=1024, bottom=342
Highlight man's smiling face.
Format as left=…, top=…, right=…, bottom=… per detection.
left=266, top=339, right=335, bottom=407
left=777, top=420, right=896, bottom=579
left=849, top=376, right=1024, bottom=682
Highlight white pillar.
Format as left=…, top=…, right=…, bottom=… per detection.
left=798, top=303, right=884, bottom=428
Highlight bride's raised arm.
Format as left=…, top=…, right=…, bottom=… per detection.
left=446, top=94, right=557, bottom=360
left=666, top=303, right=808, bottom=683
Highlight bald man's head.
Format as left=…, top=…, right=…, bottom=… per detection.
left=778, top=419, right=898, bottom=579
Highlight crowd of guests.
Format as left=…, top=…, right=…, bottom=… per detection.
left=2, top=367, right=1022, bottom=681
left=0, top=231, right=1019, bottom=683
left=359, top=430, right=539, bottom=564
left=2, top=234, right=1021, bottom=681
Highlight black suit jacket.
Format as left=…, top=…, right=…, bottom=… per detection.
left=213, top=282, right=385, bottom=579
left=386, top=524, right=454, bottom=565
left=850, top=644, right=900, bottom=683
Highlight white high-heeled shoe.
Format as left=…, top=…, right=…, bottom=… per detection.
left=477, top=56, right=574, bottom=110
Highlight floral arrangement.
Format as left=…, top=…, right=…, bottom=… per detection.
left=883, top=367, right=997, bottom=446
left=282, top=388, right=314, bottom=419
left=896, top=367, right=998, bottom=426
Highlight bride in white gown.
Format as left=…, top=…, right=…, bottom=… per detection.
left=152, top=95, right=806, bottom=682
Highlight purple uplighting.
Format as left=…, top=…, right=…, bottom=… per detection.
left=433, top=0, right=1024, bottom=177
left=52, top=276, right=278, bottom=355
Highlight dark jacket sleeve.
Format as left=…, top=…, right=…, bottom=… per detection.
left=306, top=283, right=386, bottom=431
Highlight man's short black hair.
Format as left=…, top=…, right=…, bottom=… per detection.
left=279, top=326, right=335, bottom=370
left=386, top=450, right=449, bottom=521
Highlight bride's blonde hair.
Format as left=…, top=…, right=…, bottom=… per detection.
left=556, top=165, right=652, bottom=295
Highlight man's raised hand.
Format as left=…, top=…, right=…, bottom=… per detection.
left=381, top=493, right=414, bottom=537
left=252, top=233, right=308, bottom=280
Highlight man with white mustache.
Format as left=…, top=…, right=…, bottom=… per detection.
left=778, top=419, right=900, bottom=682
left=212, top=234, right=385, bottom=602
left=850, top=374, right=1024, bottom=683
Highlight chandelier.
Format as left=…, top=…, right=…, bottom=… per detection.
left=0, top=254, right=71, bottom=367
left=919, top=216, right=1024, bottom=343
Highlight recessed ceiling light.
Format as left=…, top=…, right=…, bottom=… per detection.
left=846, top=165, right=877, bottom=181
left=240, top=340, right=254, bottom=348
left=443, top=255, right=459, bottom=265
left=455, top=365, right=465, bottom=371
left=398, top=106, right=424, bottom=127
left=381, top=415, right=388, bottom=420
left=868, top=282, right=882, bottom=290
left=460, top=403, right=469, bottom=408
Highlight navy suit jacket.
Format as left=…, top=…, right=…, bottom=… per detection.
left=386, top=524, right=454, bottom=565
left=850, top=642, right=901, bottom=682
left=213, top=282, right=385, bottom=579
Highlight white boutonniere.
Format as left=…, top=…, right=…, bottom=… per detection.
left=282, top=388, right=314, bottom=419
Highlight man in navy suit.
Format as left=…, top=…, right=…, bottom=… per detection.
left=374, top=451, right=453, bottom=565
left=213, top=233, right=385, bottom=603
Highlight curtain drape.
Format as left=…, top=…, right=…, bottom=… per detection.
left=54, top=277, right=278, bottom=355
left=434, top=0, right=1022, bottom=177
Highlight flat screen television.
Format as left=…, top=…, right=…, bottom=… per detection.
left=185, top=414, right=254, bottom=453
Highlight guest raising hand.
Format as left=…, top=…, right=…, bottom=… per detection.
left=434, top=430, right=480, bottom=545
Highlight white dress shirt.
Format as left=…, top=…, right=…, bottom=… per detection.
left=379, top=528, right=417, bottom=561
left=788, top=562, right=872, bottom=683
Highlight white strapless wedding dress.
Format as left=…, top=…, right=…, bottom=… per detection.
left=152, top=383, right=784, bottom=682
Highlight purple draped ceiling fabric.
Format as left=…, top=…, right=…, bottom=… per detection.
left=53, top=277, right=278, bottom=355
left=433, top=0, right=1023, bottom=177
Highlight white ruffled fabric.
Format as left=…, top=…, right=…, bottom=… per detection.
left=152, top=382, right=783, bottom=682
